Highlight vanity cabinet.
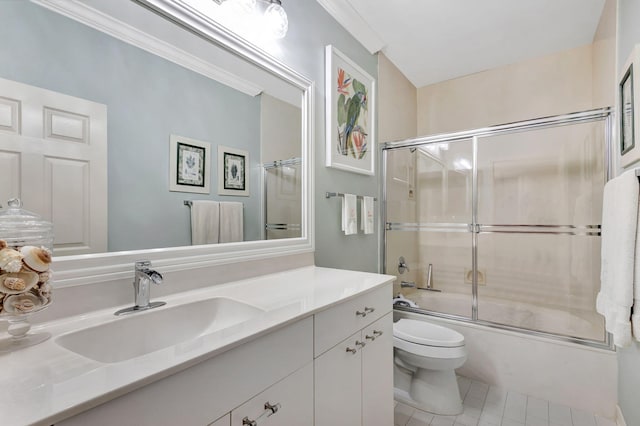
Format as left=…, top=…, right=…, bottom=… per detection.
left=55, top=283, right=392, bottom=426
left=57, top=317, right=313, bottom=426
left=314, top=284, right=393, bottom=426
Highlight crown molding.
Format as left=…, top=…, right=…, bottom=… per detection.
left=30, top=0, right=263, bottom=97
left=316, top=0, right=385, bottom=54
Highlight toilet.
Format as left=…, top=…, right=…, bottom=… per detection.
left=393, top=318, right=468, bottom=415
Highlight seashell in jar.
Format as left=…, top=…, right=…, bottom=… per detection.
left=0, top=248, right=24, bottom=273
left=20, top=246, right=52, bottom=273
left=38, top=270, right=53, bottom=283
left=3, top=293, right=42, bottom=314
left=0, top=240, right=6, bottom=250
left=0, top=271, right=38, bottom=294
left=37, top=282, right=52, bottom=301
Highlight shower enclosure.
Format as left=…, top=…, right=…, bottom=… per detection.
left=383, top=108, right=612, bottom=348
left=263, top=157, right=302, bottom=240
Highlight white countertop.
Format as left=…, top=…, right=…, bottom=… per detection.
left=0, top=266, right=394, bottom=426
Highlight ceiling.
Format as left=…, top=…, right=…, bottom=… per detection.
left=318, top=0, right=607, bottom=88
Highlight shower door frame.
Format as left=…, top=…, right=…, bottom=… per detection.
left=381, top=107, right=614, bottom=350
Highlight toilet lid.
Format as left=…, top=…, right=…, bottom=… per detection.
left=394, top=319, right=465, bottom=348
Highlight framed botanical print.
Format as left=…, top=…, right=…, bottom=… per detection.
left=169, top=134, right=211, bottom=194
left=325, top=45, right=376, bottom=175
left=621, top=63, right=635, bottom=156
left=218, top=145, right=249, bottom=196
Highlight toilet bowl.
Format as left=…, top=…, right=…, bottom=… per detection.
left=393, top=318, right=468, bottom=415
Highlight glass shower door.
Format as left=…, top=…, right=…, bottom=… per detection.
left=385, top=140, right=473, bottom=318
left=475, top=120, right=606, bottom=341
left=264, top=161, right=302, bottom=240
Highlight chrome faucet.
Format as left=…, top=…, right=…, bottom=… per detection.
left=423, top=263, right=441, bottom=292
left=115, top=260, right=166, bottom=316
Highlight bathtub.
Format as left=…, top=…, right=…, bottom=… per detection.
left=398, top=290, right=606, bottom=344
left=393, top=306, right=617, bottom=418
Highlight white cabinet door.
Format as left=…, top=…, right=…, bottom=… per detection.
left=314, top=331, right=363, bottom=426
left=0, top=76, right=107, bottom=255
left=231, top=363, right=313, bottom=426
left=362, top=313, right=394, bottom=426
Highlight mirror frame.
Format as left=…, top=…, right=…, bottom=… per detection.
left=33, top=0, right=315, bottom=286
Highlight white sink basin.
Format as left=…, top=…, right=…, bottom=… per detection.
left=55, top=297, right=264, bottom=363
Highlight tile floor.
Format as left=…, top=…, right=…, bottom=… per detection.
left=394, top=376, right=616, bottom=426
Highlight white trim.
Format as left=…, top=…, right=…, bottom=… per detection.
left=30, top=0, right=263, bottom=97
left=616, top=405, right=627, bottom=426
left=315, top=0, right=385, bottom=54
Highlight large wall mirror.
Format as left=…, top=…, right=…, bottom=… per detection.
left=0, top=0, right=313, bottom=283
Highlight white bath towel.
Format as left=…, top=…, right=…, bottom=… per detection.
left=219, top=201, right=244, bottom=243
left=342, top=194, right=358, bottom=235
left=360, top=196, right=375, bottom=234
left=596, top=169, right=639, bottom=347
left=190, top=200, right=219, bottom=245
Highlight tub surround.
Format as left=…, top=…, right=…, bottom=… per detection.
left=0, top=266, right=394, bottom=426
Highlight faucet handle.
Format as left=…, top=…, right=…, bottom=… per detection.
left=135, top=260, right=152, bottom=271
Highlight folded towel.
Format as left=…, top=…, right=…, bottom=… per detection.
left=361, top=196, right=375, bottom=234
left=342, top=194, right=358, bottom=235
left=219, top=201, right=244, bottom=243
left=190, top=200, right=219, bottom=245
left=596, top=169, right=639, bottom=347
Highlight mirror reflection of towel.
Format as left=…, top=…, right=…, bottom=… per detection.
left=220, top=202, right=244, bottom=243
left=191, top=200, right=219, bottom=245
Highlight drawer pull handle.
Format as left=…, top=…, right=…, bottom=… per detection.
left=364, top=306, right=375, bottom=314
left=365, top=334, right=376, bottom=341
left=356, top=310, right=367, bottom=317
left=346, top=346, right=357, bottom=354
left=355, top=340, right=366, bottom=348
left=373, top=330, right=383, bottom=337
left=242, top=401, right=282, bottom=426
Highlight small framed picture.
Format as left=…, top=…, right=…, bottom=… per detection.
left=621, top=63, right=635, bottom=156
left=218, top=145, right=249, bottom=196
left=169, top=134, right=211, bottom=194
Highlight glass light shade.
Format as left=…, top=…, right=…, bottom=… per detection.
left=264, top=2, right=288, bottom=39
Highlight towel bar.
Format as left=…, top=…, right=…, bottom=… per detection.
left=325, top=192, right=377, bottom=201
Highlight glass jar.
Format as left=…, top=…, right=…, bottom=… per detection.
left=0, top=198, right=54, bottom=351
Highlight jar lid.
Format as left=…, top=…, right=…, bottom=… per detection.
left=0, top=199, right=54, bottom=248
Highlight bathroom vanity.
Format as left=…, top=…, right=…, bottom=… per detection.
left=0, top=266, right=393, bottom=426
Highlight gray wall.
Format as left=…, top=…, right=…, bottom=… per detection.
left=267, top=0, right=379, bottom=272
left=617, top=1, right=640, bottom=425
left=0, top=1, right=262, bottom=251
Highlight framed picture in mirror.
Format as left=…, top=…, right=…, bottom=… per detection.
left=169, top=134, right=211, bottom=194
left=218, top=145, right=250, bottom=196
left=325, top=45, right=376, bottom=175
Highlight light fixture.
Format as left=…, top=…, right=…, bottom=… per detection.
left=216, top=0, right=288, bottom=40
left=263, top=0, right=288, bottom=39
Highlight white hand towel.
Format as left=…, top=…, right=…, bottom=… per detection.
left=596, top=169, right=639, bottom=347
left=190, top=200, right=219, bottom=245
left=219, top=201, right=244, bottom=243
left=360, top=196, right=375, bottom=234
left=343, top=194, right=358, bottom=235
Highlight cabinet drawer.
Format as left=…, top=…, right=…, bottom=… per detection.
left=231, top=363, right=313, bottom=426
left=314, top=283, right=391, bottom=357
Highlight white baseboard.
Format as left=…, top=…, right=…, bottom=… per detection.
left=617, top=405, right=627, bottom=426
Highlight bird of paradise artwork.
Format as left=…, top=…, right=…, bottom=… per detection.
left=336, top=67, right=369, bottom=160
